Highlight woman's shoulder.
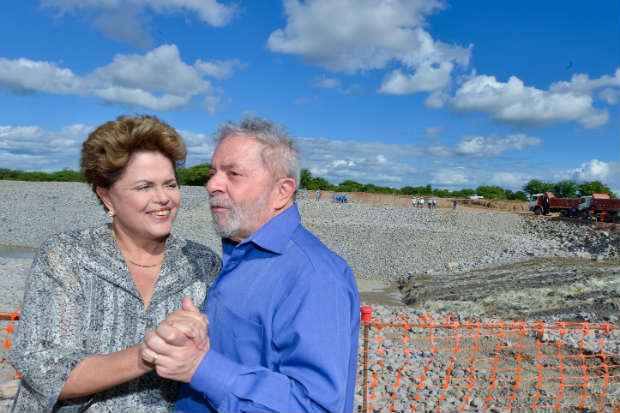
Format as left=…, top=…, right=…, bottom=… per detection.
left=38, top=225, right=110, bottom=253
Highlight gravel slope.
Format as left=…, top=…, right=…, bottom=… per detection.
left=1, top=181, right=619, bottom=411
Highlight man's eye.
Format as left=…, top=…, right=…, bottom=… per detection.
left=136, top=185, right=150, bottom=191
left=167, top=182, right=178, bottom=188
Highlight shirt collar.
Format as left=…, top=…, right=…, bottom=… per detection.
left=239, top=203, right=300, bottom=254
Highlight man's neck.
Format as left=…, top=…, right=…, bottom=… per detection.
left=228, top=200, right=295, bottom=244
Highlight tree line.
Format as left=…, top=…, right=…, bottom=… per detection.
left=0, top=164, right=212, bottom=187
left=1, top=166, right=615, bottom=200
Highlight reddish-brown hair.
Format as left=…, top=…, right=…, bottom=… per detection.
left=80, top=115, right=186, bottom=206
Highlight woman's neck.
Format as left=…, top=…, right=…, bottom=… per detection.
left=111, top=223, right=166, bottom=258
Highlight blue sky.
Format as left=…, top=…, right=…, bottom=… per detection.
left=1, top=0, right=619, bottom=192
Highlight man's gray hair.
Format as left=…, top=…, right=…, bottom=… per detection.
left=215, top=117, right=301, bottom=187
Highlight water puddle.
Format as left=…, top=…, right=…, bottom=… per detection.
left=356, top=278, right=405, bottom=307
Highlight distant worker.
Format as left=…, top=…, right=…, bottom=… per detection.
left=432, top=199, right=437, bottom=209
left=315, top=189, right=321, bottom=201
left=452, top=200, right=458, bottom=210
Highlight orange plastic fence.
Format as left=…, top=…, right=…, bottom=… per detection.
left=359, top=307, right=620, bottom=413
left=0, top=311, right=20, bottom=380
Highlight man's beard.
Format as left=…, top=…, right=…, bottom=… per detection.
left=208, top=193, right=269, bottom=240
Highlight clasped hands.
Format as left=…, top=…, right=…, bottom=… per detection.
left=141, top=296, right=209, bottom=383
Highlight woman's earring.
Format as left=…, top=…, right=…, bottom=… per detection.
left=107, top=209, right=115, bottom=218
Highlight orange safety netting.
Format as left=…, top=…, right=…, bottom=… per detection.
left=0, top=311, right=20, bottom=380
left=359, top=307, right=620, bottom=413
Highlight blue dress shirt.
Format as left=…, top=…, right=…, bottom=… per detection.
left=176, top=204, right=360, bottom=412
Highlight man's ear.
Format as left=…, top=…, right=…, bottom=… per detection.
left=272, top=177, right=296, bottom=210
left=95, top=186, right=114, bottom=213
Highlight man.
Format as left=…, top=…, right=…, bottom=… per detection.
left=142, top=117, right=360, bottom=412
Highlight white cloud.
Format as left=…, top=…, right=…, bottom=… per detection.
left=0, top=58, right=83, bottom=94
left=91, top=45, right=210, bottom=95
left=431, top=168, right=469, bottom=185
left=380, top=61, right=453, bottom=94
left=0, top=123, right=217, bottom=171
left=42, top=0, right=236, bottom=46
left=94, top=87, right=191, bottom=110
left=450, top=74, right=609, bottom=128
left=489, top=172, right=531, bottom=188
left=314, top=76, right=341, bottom=89
left=268, top=0, right=470, bottom=95
left=203, top=95, right=221, bottom=114
left=599, top=88, right=620, bottom=105
left=454, top=134, right=541, bottom=157
left=549, top=69, right=620, bottom=96
left=195, top=59, right=245, bottom=80
left=569, top=159, right=612, bottom=182
left=0, top=45, right=237, bottom=112
left=0, top=124, right=93, bottom=170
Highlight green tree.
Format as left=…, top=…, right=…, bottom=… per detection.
left=336, top=180, right=365, bottom=192
left=177, top=163, right=211, bottom=186
left=523, top=179, right=553, bottom=195
left=577, top=181, right=614, bottom=197
left=552, top=180, right=578, bottom=198
left=299, top=169, right=332, bottom=190
left=476, top=185, right=506, bottom=199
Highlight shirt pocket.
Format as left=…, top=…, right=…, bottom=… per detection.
left=218, top=302, right=264, bottom=366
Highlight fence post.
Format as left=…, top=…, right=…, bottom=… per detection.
left=361, top=306, right=373, bottom=413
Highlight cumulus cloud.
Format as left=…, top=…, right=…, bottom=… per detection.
left=195, top=59, right=245, bottom=80
left=296, top=137, right=421, bottom=185
left=42, top=0, right=236, bottom=47
left=268, top=0, right=470, bottom=95
left=552, top=159, right=620, bottom=195
left=430, top=168, right=469, bottom=185
left=0, top=123, right=215, bottom=170
left=549, top=69, right=620, bottom=96
left=0, top=45, right=233, bottom=112
left=0, top=124, right=92, bottom=170
left=0, top=58, right=83, bottom=94
left=449, top=72, right=614, bottom=128
left=380, top=61, right=454, bottom=94
left=569, top=159, right=612, bottom=182
left=489, top=172, right=531, bottom=188
left=454, top=134, right=541, bottom=157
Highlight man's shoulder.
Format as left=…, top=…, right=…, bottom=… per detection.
left=288, top=224, right=350, bottom=274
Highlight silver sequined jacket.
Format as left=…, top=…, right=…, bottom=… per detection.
left=8, top=225, right=221, bottom=412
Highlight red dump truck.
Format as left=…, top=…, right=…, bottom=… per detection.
left=528, top=192, right=580, bottom=216
left=577, top=193, right=620, bottom=222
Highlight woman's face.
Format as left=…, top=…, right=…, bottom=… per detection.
left=97, top=151, right=181, bottom=242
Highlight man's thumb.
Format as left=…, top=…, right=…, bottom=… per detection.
left=182, top=296, right=200, bottom=313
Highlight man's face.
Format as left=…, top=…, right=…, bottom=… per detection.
left=206, top=135, right=277, bottom=241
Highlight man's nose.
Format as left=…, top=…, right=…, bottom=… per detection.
left=206, top=171, right=223, bottom=194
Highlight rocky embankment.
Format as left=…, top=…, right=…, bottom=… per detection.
left=1, top=181, right=619, bottom=411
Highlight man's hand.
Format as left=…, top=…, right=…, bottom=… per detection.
left=141, top=297, right=210, bottom=383
left=156, top=297, right=210, bottom=350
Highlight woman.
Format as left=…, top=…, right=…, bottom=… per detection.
left=9, top=115, right=220, bottom=412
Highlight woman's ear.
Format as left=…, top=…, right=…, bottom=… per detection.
left=95, top=186, right=114, bottom=214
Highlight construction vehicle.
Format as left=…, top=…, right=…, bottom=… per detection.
left=577, top=193, right=620, bottom=222
left=528, top=192, right=580, bottom=216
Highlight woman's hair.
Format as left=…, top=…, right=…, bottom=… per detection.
left=80, top=115, right=186, bottom=208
